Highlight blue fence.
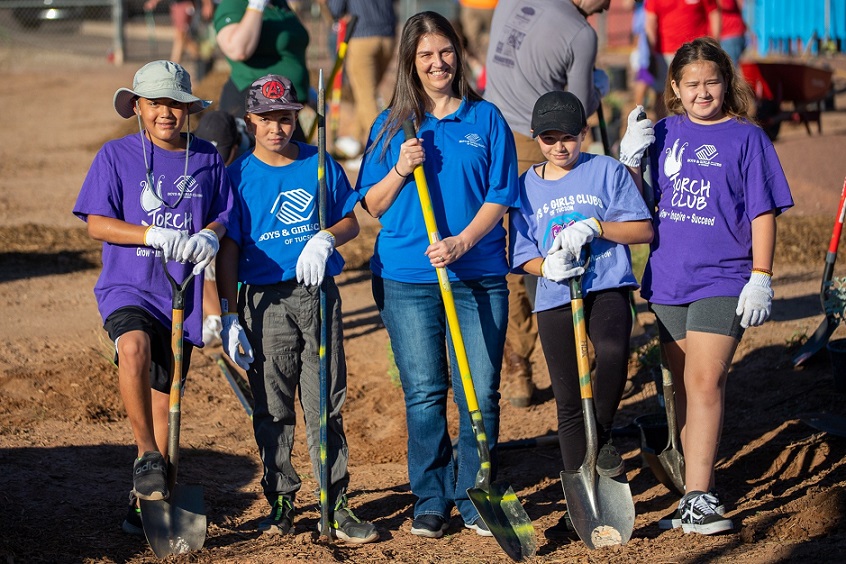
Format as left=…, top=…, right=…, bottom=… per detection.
left=747, top=0, right=846, bottom=56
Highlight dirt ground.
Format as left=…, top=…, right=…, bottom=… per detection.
left=4, top=44, right=846, bottom=564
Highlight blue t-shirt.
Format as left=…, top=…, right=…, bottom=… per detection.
left=73, top=133, right=234, bottom=347
left=356, top=98, right=519, bottom=283
left=226, top=141, right=359, bottom=284
left=641, top=115, right=793, bottom=305
left=510, top=152, right=651, bottom=312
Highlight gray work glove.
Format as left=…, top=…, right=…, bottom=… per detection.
left=181, top=229, right=219, bottom=275
left=144, top=226, right=188, bottom=262
left=619, top=105, right=655, bottom=167
left=296, top=230, right=335, bottom=287
left=735, top=272, right=773, bottom=328
left=541, top=250, right=585, bottom=283
left=221, top=314, right=254, bottom=370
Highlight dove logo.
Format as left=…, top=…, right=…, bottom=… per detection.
left=270, top=188, right=315, bottom=224
left=663, top=139, right=687, bottom=179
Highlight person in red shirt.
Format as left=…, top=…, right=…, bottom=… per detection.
left=644, top=0, right=721, bottom=117
left=719, top=0, right=747, bottom=66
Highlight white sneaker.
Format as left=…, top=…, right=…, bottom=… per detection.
left=202, top=315, right=222, bottom=346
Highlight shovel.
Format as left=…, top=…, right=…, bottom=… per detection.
left=561, top=262, right=635, bottom=549
left=402, top=121, right=536, bottom=561
left=793, top=176, right=846, bottom=367
left=640, top=359, right=685, bottom=496
left=140, top=258, right=206, bottom=557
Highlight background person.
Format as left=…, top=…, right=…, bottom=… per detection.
left=214, top=0, right=310, bottom=141
left=644, top=0, right=721, bottom=118
left=355, top=11, right=519, bottom=538
left=145, top=0, right=215, bottom=67
left=326, top=0, right=398, bottom=160
left=719, top=0, right=747, bottom=66
left=484, top=0, right=611, bottom=408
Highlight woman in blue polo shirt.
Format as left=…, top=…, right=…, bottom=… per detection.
left=356, top=11, right=519, bottom=539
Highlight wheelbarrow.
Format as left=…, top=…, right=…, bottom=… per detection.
left=740, top=60, right=833, bottom=141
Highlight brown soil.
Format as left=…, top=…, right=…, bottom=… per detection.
left=3, top=47, right=846, bottom=564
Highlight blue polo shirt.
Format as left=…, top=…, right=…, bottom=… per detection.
left=356, top=98, right=519, bottom=283
left=226, top=142, right=359, bottom=285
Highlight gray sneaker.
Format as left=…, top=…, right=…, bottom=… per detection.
left=596, top=442, right=625, bottom=477
left=678, top=491, right=733, bottom=535
left=321, top=495, right=379, bottom=544
left=259, top=495, right=295, bottom=535
left=132, top=451, right=168, bottom=501
left=659, top=489, right=725, bottom=530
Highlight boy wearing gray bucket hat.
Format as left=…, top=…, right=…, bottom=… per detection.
left=216, top=74, right=378, bottom=543
left=73, top=59, right=233, bottom=536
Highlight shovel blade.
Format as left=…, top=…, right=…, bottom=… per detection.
left=468, top=481, right=537, bottom=561
left=140, top=484, right=206, bottom=557
left=657, top=447, right=686, bottom=495
left=561, top=469, right=634, bottom=549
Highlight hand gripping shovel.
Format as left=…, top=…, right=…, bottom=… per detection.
left=793, top=176, right=846, bottom=367
left=140, top=258, right=206, bottom=557
left=402, top=121, right=536, bottom=561
left=561, top=261, right=635, bottom=549
left=640, top=358, right=686, bottom=496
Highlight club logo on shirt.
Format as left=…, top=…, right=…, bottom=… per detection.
left=270, top=188, right=314, bottom=224
left=459, top=133, right=486, bottom=149
left=688, top=144, right=723, bottom=168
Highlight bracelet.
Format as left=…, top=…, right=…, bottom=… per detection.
left=752, top=268, right=773, bottom=277
left=394, top=164, right=410, bottom=178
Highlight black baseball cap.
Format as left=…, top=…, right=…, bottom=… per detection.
left=246, top=74, right=304, bottom=114
left=194, top=110, right=238, bottom=160
left=531, top=91, right=587, bottom=138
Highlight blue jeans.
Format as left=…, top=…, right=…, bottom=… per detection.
left=372, top=275, right=508, bottom=524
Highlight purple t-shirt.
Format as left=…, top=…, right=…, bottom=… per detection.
left=641, top=115, right=793, bottom=305
left=510, top=152, right=651, bottom=312
left=73, top=133, right=234, bottom=346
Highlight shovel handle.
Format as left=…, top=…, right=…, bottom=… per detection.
left=402, top=120, right=492, bottom=490
left=160, top=255, right=195, bottom=485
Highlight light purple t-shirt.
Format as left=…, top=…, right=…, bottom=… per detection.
left=641, top=115, right=793, bottom=305
left=73, top=133, right=234, bottom=346
left=510, top=152, right=651, bottom=312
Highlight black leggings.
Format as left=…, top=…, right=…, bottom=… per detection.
left=537, top=288, right=632, bottom=471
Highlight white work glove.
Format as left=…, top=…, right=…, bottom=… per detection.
left=247, top=0, right=268, bottom=12
left=549, top=218, right=602, bottom=261
left=296, top=230, right=335, bottom=287
left=593, top=68, right=610, bottom=98
left=541, top=250, right=585, bottom=283
left=619, top=105, right=655, bottom=167
left=735, top=272, right=773, bottom=328
left=221, top=314, right=255, bottom=370
left=144, top=226, right=188, bottom=262
left=181, top=229, right=219, bottom=276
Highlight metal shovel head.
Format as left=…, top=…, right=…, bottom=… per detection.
left=140, top=484, right=206, bottom=557
left=468, top=481, right=537, bottom=561
left=800, top=412, right=846, bottom=437
left=560, top=468, right=635, bottom=549
left=635, top=413, right=685, bottom=496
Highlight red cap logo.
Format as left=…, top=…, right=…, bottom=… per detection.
left=262, top=80, right=285, bottom=100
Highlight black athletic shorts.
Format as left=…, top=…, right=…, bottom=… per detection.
left=104, top=306, right=193, bottom=394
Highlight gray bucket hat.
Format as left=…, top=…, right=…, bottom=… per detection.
left=113, top=60, right=211, bottom=119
